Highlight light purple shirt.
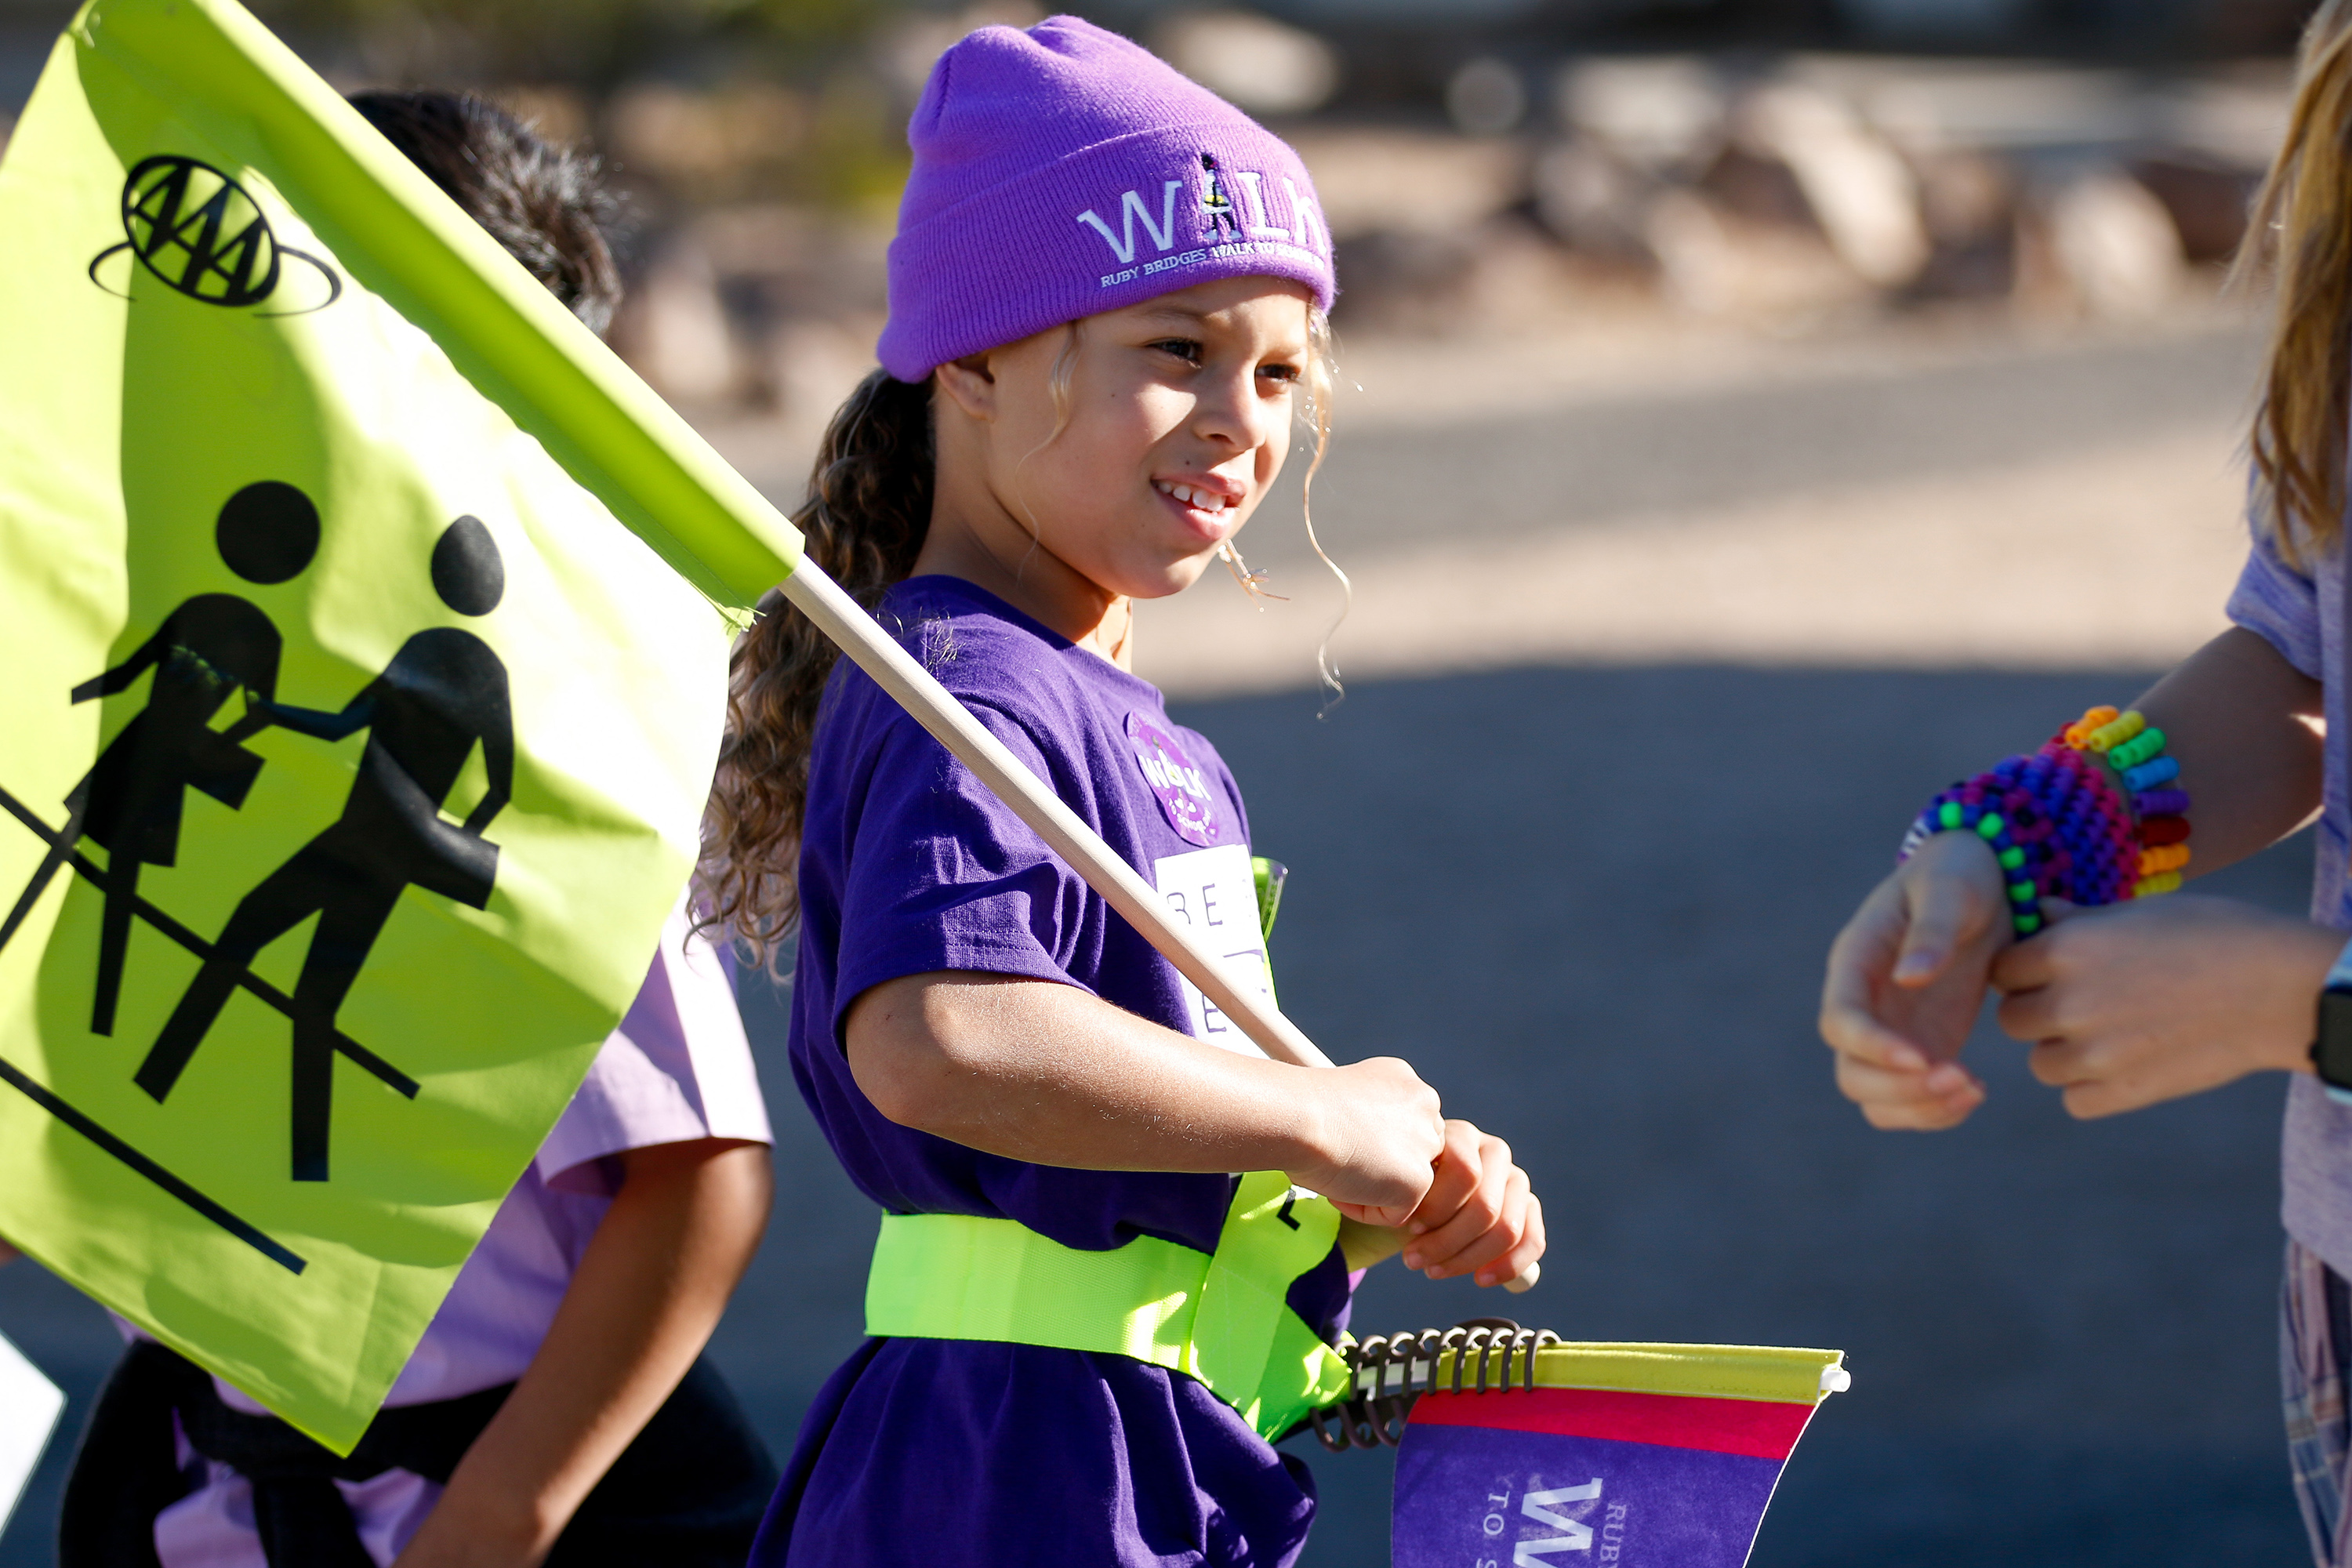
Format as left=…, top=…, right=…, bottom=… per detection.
left=2227, top=531, right=2352, bottom=1275
left=136, top=898, right=770, bottom=1566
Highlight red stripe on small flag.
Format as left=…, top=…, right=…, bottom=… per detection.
left=1408, top=1387, right=1813, bottom=1461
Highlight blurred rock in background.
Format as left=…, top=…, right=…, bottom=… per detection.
left=1152, top=5, right=1339, bottom=114
left=0, top=0, right=2303, bottom=491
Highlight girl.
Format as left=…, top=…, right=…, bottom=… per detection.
left=43, top=94, right=779, bottom=1568
left=700, top=17, right=1547, bottom=1568
left=1817, top=6, right=2352, bottom=1561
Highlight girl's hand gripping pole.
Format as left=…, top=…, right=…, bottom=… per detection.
left=779, top=564, right=1536, bottom=1292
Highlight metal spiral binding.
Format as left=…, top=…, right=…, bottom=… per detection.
left=1309, top=1317, right=1562, bottom=1453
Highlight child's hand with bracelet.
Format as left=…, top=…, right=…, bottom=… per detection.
left=1820, top=829, right=2010, bottom=1129
left=1822, top=705, right=2196, bottom=1129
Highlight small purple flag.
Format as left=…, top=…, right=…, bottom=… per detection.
left=1388, top=1342, right=1847, bottom=1568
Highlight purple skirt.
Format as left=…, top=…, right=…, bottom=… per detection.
left=753, top=1338, right=1319, bottom=1566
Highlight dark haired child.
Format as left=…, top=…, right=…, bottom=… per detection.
left=44, top=93, right=779, bottom=1568
left=702, top=20, right=1546, bottom=1566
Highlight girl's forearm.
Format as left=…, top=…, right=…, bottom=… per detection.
left=848, top=971, right=1337, bottom=1174
left=846, top=972, right=1454, bottom=1225
left=391, top=1138, right=773, bottom=1567
left=2134, top=627, right=2323, bottom=876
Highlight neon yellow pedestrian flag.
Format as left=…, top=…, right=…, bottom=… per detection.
left=0, top=0, right=799, bottom=1449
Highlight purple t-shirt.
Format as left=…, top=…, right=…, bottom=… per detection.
left=760, top=578, right=1348, bottom=1568
left=2228, top=532, right=2352, bottom=1278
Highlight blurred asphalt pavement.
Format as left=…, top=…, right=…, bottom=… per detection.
left=2, top=312, right=2318, bottom=1566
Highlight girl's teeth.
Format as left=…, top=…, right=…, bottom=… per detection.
left=1159, top=481, right=1227, bottom=511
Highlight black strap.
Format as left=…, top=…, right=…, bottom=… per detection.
left=248, top=1477, right=380, bottom=1568
left=58, top=1341, right=503, bottom=1568
left=56, top=1342, right=186, bottom=1568
left=57, top=1343, right=775, bottom=1568
left=174, top=1360, right=510, bottom=1567
left=172, top=1362, right=512, bottom=1486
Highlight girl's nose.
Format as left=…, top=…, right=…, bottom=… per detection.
left=1194, top=367, right=1274, bottom=452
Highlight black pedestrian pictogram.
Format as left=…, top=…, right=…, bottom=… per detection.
left=0, top=477, right=409, bottom=1269
left=140, top=515, right=514, bottom=1182
left=88, top=155, right=341, bottom=316
left=0, top=482, right=317, bottom=1035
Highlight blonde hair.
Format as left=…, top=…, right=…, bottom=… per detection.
left=1212, top=310, right=1348, bottom=702
left=2244, top=0, right=2352, bottom=563
left=699, top=304, right=1341, bottom=962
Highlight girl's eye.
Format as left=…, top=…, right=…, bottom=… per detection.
left=1151, top=338, right=1203, bottom=364
left=1258, top=361, right=1301, bottom=385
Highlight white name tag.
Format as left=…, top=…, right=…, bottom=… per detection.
left=1152, top=843, right=1272, bottom=1058
left=0, top=1329, right=64, bottom=1537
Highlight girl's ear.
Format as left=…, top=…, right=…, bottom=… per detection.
left=934, top=351, right=999, bottom=424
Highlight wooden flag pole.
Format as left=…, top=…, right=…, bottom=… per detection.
left=782, top=564, right=1537, bottom=1292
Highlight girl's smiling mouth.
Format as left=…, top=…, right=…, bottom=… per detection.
left=1152, top=477, right=1244, bottom=538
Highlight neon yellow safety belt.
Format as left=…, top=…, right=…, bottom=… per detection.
left=865, top=854, right=1345, bottom=1439
left=866, top=1170, right=1353, bottom=1440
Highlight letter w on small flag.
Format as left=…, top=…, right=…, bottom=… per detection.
left=1389, top=1343, right=1847, bottom=1568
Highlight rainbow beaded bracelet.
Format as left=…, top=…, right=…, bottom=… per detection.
left=2078, top=708, right=2195, bottom=897
left=1900, top=705, right=2193, bottom=934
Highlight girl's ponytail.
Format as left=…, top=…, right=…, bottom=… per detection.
left=2245, top=0, right=2352, bottom=562
left=700, top=370, right=934, bottom=960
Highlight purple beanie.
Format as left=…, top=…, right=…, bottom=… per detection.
left=877, top=15, right=1337, bottom=383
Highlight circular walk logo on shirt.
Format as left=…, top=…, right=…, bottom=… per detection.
left=1125, top=713, right=1222, bottom=848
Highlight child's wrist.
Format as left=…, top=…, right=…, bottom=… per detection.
left=1273, top=1075, right=1346, bottom=1194
left=1900, top=706, right=2194, bottom=935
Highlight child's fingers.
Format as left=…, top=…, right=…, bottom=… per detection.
left=2025, top=1035, right=2094, bottom=1089
left=2058, top=1078, right=2138, bottom=1121
left=1987, top=902, right=2082, bottom=991
left=1818, top=983, right=1929, bottom=1073
left=1835, top=1050, right=1977, bottom=1105
left=1403, top=1143, right=1518, bottom=1275
left=1993, top=984, right=2062, bottom=1044
left=1437, top=1167, right=1533, bottom=1283
left=1889, top=902, right=1960, bottom=990
left=1890, top=859, right=1984, bottom=985
left=1402, top=1120, right=1487, bottom=1240
left=1477, top=1192, right=1545, bottom=1289
left=1820, top=919, right=1930, bottom=1072
left=1836, top=1054, right=1983, bottom=1129
left=1889, top=834, right=2005, bottom=985
left=1989, top=939, right=2054, bottom=995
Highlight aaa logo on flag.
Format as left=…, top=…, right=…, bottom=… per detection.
left=0, top=0, right=771, bottom=1449
left=92, top=154, right=341, bottom=311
